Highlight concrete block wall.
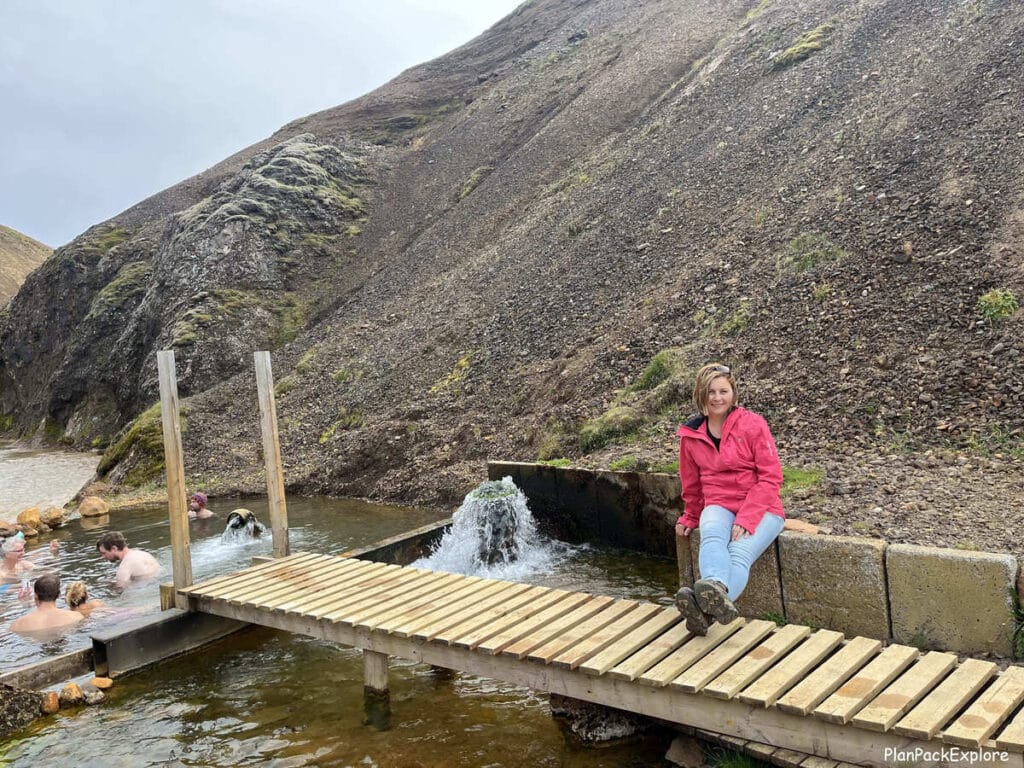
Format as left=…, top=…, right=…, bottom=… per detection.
left=490, top=461, right=1023, bottom=658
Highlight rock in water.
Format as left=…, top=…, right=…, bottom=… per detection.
left=0, top=684, right=43, bottom=737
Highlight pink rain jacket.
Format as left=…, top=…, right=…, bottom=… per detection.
left=677, top=406, right=785, bottom=534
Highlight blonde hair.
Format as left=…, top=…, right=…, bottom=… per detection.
left=66, top=580, right=89, bottom=609
left=692, top=363, right=738, bottom=415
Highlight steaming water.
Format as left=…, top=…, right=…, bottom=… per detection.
left=1, top=455, right=679, bottom=768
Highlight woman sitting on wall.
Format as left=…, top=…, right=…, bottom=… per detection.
left=674, top=363, right=785, bottom=636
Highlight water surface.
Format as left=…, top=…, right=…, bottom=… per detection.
left=1, top=489, right=678, bottom=767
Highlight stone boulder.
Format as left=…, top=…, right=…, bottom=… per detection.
left=41, top=692, right=60, bottom=715
left=40, top=507, right=68, bottom=528
left=78, top=496, right=110, bottom=517
left=0, top=684, right=43, bottom=738
left=16, top=507, right=41, bottom=529
left=16, top=525, right=38, bottom=538
left=58, top=682, right=84, bottom=707
left=0, top=520, right=16, bottom=537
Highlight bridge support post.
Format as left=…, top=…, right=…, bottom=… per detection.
left=363, top=650, right=390, bottom=730
left=157, top=350, right=193, bottom=608
left=254, top=351, right=290, bottom=558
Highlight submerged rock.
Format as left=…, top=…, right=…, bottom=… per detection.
left=549, top=693, right=653, bottom=744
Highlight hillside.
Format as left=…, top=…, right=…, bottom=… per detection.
left=1, top=0, right=1022, bottom=553
left=0, top=226, right=50, bottom=305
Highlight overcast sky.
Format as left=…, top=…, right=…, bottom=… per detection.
left=0, top=0, right=523, bottom=248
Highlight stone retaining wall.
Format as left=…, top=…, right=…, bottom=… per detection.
left=488, top=461, right=1022, bottom=658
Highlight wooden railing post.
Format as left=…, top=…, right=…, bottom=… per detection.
left=254, top=351, right=289, bottom=557
left=157, top=350, right=192, bottom=608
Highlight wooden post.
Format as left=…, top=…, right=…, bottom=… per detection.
left=157, top=350, right=192, bottom=609
left=254, top=351, right=289, bottom=557
left=363, top=649, right=390, bottom=729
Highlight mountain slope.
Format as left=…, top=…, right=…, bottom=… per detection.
left=0, top=226, right=50, bottom=305
left=0, top=0, right=1021, bottom=549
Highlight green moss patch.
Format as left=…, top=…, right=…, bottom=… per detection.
left=459, top=166, right=495, bottom=200
left=97, top=402, right=185, bottom=487
left=772, top=23, right=835, bottom=70
left=85, top=261, right=152, bottom=321
left=781, top=465, right=823, bottom=497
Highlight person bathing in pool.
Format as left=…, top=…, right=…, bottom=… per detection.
left=674, top=363, right=785, bottom=636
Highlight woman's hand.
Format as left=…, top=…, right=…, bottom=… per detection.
left=731, top=524, right=748, bottom=542
left=675, top=523, right=693, bottom=537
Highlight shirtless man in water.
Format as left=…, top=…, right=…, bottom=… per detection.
left=96, top=531, right=161, bottom=588
left=11, top=572, right=83, bottom=635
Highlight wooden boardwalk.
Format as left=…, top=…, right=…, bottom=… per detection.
left=179, top=552, right=1024, bottom=768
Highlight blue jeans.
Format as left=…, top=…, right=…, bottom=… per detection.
left=698, top=505, right=784, bottom=600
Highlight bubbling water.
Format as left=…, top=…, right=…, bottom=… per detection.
left=414, top=477, right=563, bottom=579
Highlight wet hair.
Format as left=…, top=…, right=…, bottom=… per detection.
left=191, top=492, right=208, bottom=507
left=96, top=531, right=127, bottom=552
left=692, top=362, right=739, bottom=415
left=2, top=536, right=25, bottom=555
left=34, top=572, right=61, bottom=602
left=66, top=581, right=89, bottom=608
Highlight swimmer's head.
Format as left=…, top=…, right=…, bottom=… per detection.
left=66, top=580, right=89, bottom=608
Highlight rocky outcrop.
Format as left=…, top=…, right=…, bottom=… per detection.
left=0, top=0, right=1020, bottom=546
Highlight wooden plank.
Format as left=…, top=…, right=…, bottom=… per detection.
left=704, top=624, right=812, bottom=701
left=737, top=629, right=844, bottom=708
left=850, top=651, right=958, bottom=733
left=376, top=577, right=487, bottom=636
left=607, top=620, right=694, bottom=682
left=638, top=620, right=744, bottom=687
left=449, top=588, right=576, bottom=650
left=474, top=592, right=595, bottom=654
left=267, top=559, right=386, bottom=613
left=776, top=636, right=882, bottom=716
left=579, top=609, right=683, bottom=677
left=813, top=644, right=919, bottom=725
left=552, top=602, right=664, bottom=670
left=389, top=579, right=513, bottom=639
left=284, top=562, right=401, bottom=616
left=205, top=555, right=338, bottom=602
left=672, top=620, right=776, bottom=694
left=254, top=351, right=289, bottom=557
left=945, top=666, right=1024, bottom=748
left=354, top=572, right=467, bottom=630
left=225, top=557, right=380, bottom=607
left=415, top=582, right=533, bottom=641
left=188, top=553, right=336, bottom=599
left=179, top=552, right=323, bottom=593
left=432, top=585, right=556, bottom=646
left=157, top=350, right=192, bottom=606
left=996, top=699, right=1024, bottom=752
left=526, top=600, right=640, bottom=664
left=314, top=568, right=432, bottom=621
left=501, top=596, right=616, bottom=659
left=319, top=568, right=438, bottom=621
left=226, top=556, right=365, bottom=607
left=892, top=658, right=997, bottom=739
left=279, top=563, right=406, bottom=618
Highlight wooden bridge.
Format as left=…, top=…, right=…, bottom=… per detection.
left=177, top=551, right=1024, bottom=768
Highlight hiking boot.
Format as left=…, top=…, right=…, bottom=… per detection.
left=674, top=586, right=708, bottom=636
left=694, top=578, right=739, bottom=625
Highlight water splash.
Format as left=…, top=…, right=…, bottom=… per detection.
left=220, top=509, right=268, bottom=543
left=414, top=477, right=561, bottom=579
